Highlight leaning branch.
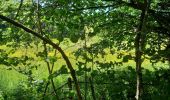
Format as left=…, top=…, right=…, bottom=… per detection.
left=0, top=14, right=82, bottom=100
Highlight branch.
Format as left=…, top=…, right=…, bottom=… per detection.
left=77, top=1, right=170, bottom=36
left=36, top=0, right=59, bottom=98
left=71, top=4, right=119, bottom=11
left=15, top=0, right=24, bottom=19
left=122, top=1, right=170, bottom=32
left=0, top=14, right=82, bottom=100
left=68, top=1, right=170, bottom=33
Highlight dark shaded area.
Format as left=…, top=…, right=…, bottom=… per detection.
left=1, top=66, right=170, bottom=100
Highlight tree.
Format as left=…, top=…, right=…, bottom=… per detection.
left=0, top=0, right=170, bottom=99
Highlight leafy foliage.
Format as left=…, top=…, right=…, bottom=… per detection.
left=0, top=0, right=170, bottom=99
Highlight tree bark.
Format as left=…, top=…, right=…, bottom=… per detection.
left=135, top=0, right=149, bottom=100
left=68, top=77, right=73, bottom=100
left=89, top=77, right=96, bottom=100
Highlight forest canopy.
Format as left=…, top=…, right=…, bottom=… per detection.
left=0, top=0, right=170, bottom=100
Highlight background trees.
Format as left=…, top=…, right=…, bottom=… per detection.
left=0, top=0, right=170, bottom=99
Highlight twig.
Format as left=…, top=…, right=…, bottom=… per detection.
left=15, top=0, right=24, bottom=19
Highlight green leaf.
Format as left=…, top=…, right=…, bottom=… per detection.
left=122, top=55, right=129, bottom=62
left=49, top=56, right=57, bottom=63
left=59, top=65, right=68, bottom=74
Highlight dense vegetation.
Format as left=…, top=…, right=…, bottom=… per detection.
left=0, top=0, right=170, bottom=100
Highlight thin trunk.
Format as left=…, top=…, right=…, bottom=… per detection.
left=37, top=1, right=59, bottom=99
left=42, top=81, right=50, bottom=99
left=135, top=42, right=143, bottom=100
left=89, top=77, right=96, bottom=100
left=68, top=77, right=73, bottom=100
left=90, top=48, right=96, bottom=100
left=42, top=50, right=58, bottom=99
left=84, top=32, right=88, bottom=100
left=135, top=0, right=150, bottom=100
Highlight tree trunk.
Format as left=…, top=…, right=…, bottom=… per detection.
left=68, top=77, right=73, bottom=100
left=135, top=0, right=150, bottom=100
left=89, top=77, right=96, bottom=100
